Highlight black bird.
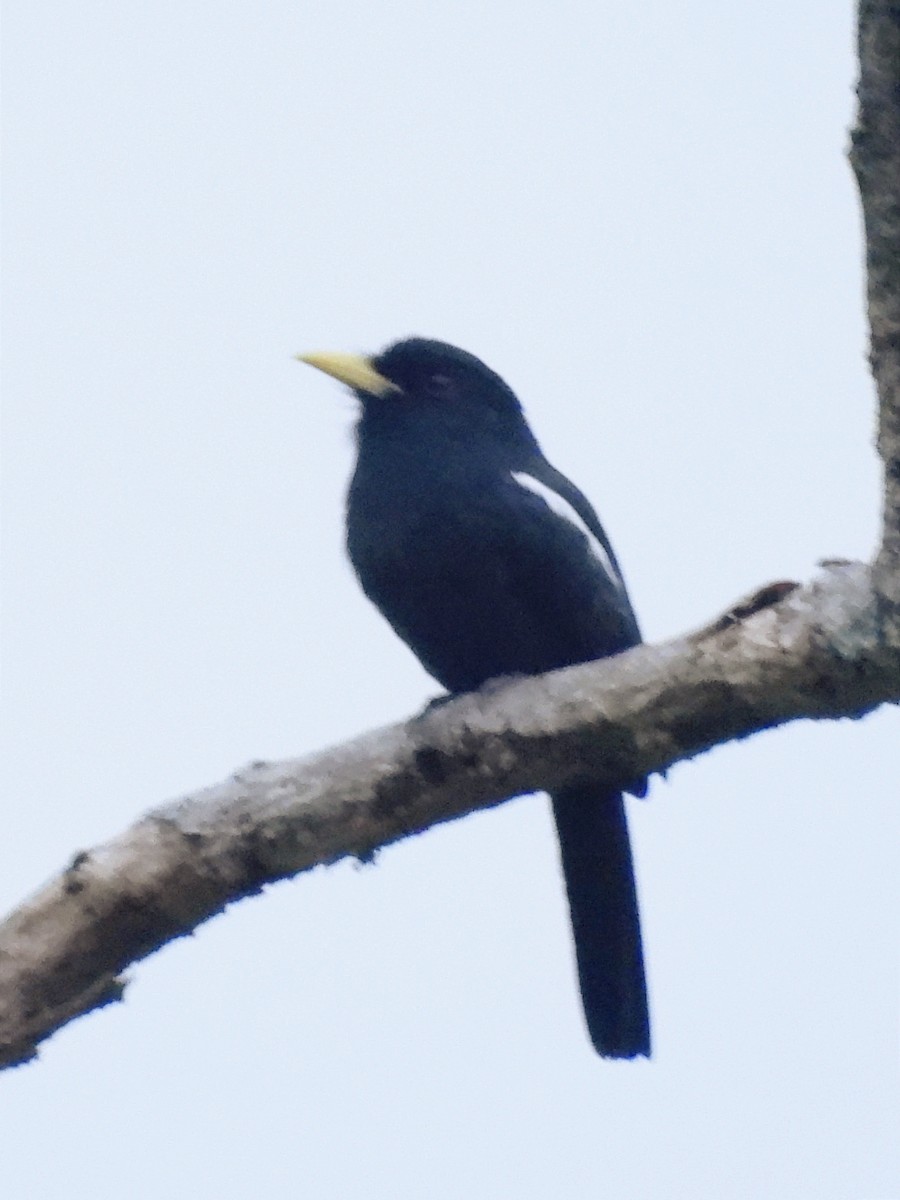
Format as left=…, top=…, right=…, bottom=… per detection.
left=300, top=337, right=650, bottom=1059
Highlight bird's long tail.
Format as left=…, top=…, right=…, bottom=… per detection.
left=551, top=786, right=650, bottom=1058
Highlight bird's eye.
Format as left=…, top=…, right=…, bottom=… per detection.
left=424, top=372, right=455, bottom=398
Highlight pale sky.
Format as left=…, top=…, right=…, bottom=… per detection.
left=3, top=3, right=898, bottom=1198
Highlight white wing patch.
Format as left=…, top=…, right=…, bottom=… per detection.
left=511, top=470, right=622, bottom=587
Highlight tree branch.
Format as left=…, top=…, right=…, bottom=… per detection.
left=1, top=564, right=897, bottom=1068
left=851, top=1, right=900, bottom=629
left=2, top=0, right=899, bottom=1071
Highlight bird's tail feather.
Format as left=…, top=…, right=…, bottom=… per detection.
left=551, top=786, right=650, bottom=1059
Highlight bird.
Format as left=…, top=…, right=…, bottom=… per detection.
left=299, top=337, right=650, bottom=1059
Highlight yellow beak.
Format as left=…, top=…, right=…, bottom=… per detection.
left=296, top=351, right=399, bottom=397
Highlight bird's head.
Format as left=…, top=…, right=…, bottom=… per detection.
left=298, top=337, right=539, bottom=457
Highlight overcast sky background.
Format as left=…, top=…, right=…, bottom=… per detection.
left=2, top=3, right=898, bottom=1197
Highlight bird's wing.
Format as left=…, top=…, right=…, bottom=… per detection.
left=502, top=459, right=642, bottom=653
